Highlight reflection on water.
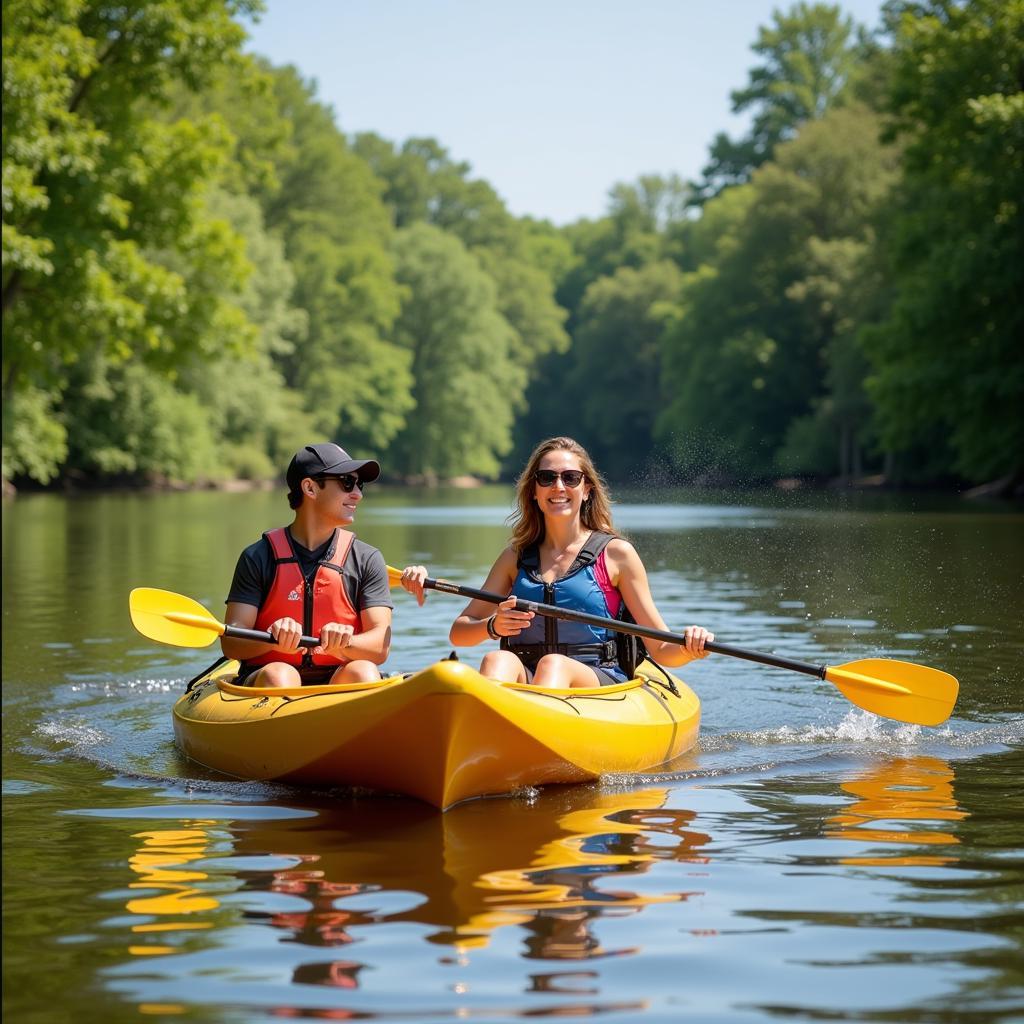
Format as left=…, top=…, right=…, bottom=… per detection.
left=5, top=490, right=1022, bottom=1022
left=825, top=756, right=967, bottom=866
left=108, top=787, right=711, bottom=1016
left=230, top=788, right=711, bottom=955
left=125, top=824, right=220, bottom=956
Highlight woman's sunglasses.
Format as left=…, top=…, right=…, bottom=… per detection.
left=317, top=474, right=366, bottom=493
left=534, top=469, right=585, bottom=488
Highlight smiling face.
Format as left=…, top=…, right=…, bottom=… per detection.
left=534, top=449, right=591, bottom=522
left=303, top=474, right=364, bottom=526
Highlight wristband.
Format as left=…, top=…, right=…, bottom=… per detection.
left=486, top=614, right=501, bottom=640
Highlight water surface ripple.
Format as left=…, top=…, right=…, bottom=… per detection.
left=3, top=487, right=1022, bottom=1023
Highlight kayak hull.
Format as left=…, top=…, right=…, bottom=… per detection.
left=172, top=659, right=700, bottom=809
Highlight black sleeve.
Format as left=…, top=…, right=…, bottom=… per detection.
left=353, top=544, right=394, bottom=611
left=226, top=540, right=271, bottom=607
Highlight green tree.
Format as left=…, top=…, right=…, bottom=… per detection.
left=861, top=0, right=1024, bottom=486
left=388, top=224, right=523, bottom=480
left=775, top=236, right=881, bottom=478
left=49, top=186, right=308, bottom=485
left=569, top=261, right=684, bottom=480
left=353, top=134, right=569, bottom=381
left=59, top=356, right=221, bottom=482
left=180, top=188, right=317, bottom=480
left=695, top=2, right=862, bottom=200
left=2, top=0, right=261, bottom=484
left=659, top=105, right=898, bottom=479
left=261, top=68, right=413, bottom=453
left=161, top=59, right=411, bottom=465
left=557, top=175, right=690, bottom=317
left=511, top=174, right=693, bottom=468
left=1, top=388, right=68, bottom=484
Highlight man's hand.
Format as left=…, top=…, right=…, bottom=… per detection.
left=316, top=621, right=356, bottom=658
left=269, top=617, right=303, bottom=652
left=400, top=565, right=429, bottom=606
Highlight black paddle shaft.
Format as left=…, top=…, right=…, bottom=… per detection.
left=223, top=625, right=320, bottom=648
left=426, top=577, right=828, bottom=680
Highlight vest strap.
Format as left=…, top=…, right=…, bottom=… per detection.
left=265, top=526, right=297, bottom=562
left=503, top=639, right=619, bottom=662
left=265, top=527, right=355, bottom=570
left=517, top=530, right=614, bottom=580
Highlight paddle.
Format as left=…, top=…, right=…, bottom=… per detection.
left=386, top=567, right=959, bottom=726
left=129, top=587, right=320, bottom=650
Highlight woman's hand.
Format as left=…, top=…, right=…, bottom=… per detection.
left=399, top=565, right=429, bottom=606
left=680, top=626, right=714, bottom=660
left=489, top=596, right=534, bottom=638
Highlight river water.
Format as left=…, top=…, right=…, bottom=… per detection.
left=3, top=486, right=1022, bottom=1023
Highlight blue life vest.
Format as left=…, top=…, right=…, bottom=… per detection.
left=502, top=531, right=623, bottom=669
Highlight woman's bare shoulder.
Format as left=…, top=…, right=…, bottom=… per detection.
left=605, top=536, right=639, bottom=561
left=484, top=544, right=520, bottom=585
left=495, top=543, right=520, bottom=567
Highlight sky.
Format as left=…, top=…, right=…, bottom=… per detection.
left=243, top=0, right=886, bottom=225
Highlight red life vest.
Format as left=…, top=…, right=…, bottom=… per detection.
left=247, top=527, right=358, bottom=667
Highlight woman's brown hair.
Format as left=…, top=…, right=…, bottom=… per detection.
left=508, top=436, right=618, bottom=554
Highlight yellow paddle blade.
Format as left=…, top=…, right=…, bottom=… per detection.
left=825, top=658, right=959, bottom=727
left=129, top=588, right=225, bottom=649
left=386, top=565, right=403, bottom=587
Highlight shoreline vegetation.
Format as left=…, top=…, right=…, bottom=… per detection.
left=5, top=472, right=1021, bottom=502
left=3, top=2, right=1021, bottom=498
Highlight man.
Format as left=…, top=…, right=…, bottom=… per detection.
left=223, top=442, right=424, bottom=686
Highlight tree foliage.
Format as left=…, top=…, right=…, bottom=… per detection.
left=861, top=0, right=1024, bottom=484
left=2, top=0, right=1019, bottom=494
left=696, top=2, right=862, bottom=200
left=658, top=105, right=899, bottom=478
left=569, top=261, right=684, bottom=480
left=387, top=224, right=522, bottom=479
left=2, top=0, right=260, bottom=481
left=353, top=134, right=569, bottom=388
left=258, top=68, right=412, bottom=451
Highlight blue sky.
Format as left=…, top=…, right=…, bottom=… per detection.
left=243, top=0, right=885, bottom=224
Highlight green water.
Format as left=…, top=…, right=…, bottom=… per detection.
left=3, top=487, right=1022, bottom=1023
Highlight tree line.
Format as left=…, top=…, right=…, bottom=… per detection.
left=3, top=0, right=1021, bottom=492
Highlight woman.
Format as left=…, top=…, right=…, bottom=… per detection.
left=446, top=436, right=713, bottom=688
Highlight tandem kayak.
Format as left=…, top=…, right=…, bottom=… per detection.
left=172, top=659, right=701, bottom=810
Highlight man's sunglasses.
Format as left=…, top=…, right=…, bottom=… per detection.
left=534, top=469, right=585, bottom=488
left=316, top=474, right=366, bottom=493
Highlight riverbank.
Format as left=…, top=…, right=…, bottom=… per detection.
left=4, top=471, right=1022, bottom=500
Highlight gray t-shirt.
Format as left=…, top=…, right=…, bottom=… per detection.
left=227, top=528, right=394, bottom=614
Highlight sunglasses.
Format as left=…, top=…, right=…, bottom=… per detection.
left=317, top=474, right=366, bottom=493
left=534, top=469, right=585, bottom=488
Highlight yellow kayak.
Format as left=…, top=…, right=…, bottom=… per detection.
left=172, top=659, right=700, bottom=810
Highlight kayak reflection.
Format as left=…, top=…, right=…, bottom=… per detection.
left=223, top=784, right=712, bottom=988
left=826, top=755, right=967, bottom=866
left=123, top=824, right=220, bottom=958
left=113, top=783, right=712, bottom=1010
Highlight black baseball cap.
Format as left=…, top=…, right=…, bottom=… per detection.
left=286, top=443, right=381, bottom=494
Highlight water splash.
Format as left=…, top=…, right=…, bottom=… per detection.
left=715, top=707, right=1021, bottom=752
left=68, top=676, right=182, bottom=696
left=34, top=717, right=108, bottom=752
